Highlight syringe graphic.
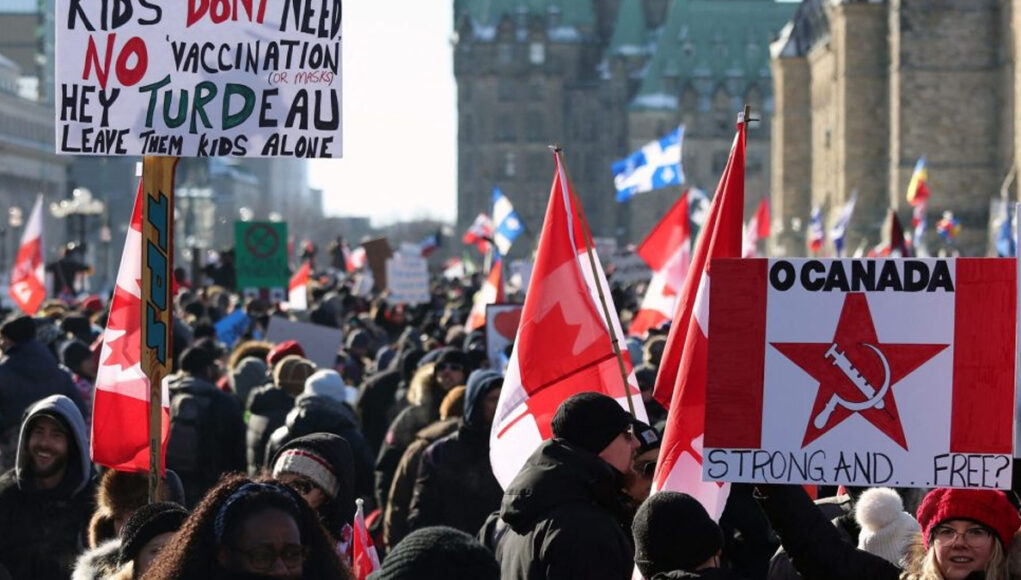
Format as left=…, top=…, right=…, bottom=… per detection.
left=814, top=343, right=884, bottom=429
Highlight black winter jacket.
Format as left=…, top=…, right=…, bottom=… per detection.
left=245, top=384, right=293, bottom=474
left=651, top=569, right=748, bottom=580
left=496, top=439, right=634, bottom=580
left=756, top=485, right=899, bottom=580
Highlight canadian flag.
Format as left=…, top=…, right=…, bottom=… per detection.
left=463, top=213, right=494, bottom=254
left=91, top=182, right=170, bottom=473
left=288, top=261, right=311, bottom=310
left=467, top=257, right=504, bottom=332
left=351, top=499, right=380, bottom=580
left=742, top=197, right=770, bottom=258
left=629, top=192, right=693, bottom=337
left=652, top=114, right=747, bottom=520
left=489, top=152, right=647, bottom=488
left=9, top=195, right=45, bottom=314
left=346, top=245, right=366, bottom=272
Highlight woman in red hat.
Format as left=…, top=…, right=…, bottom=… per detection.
left=756, top=485, right=1019, bottom=580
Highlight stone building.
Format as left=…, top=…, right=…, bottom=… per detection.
left=771, top=0, right=1016, bottom=257
left=453, top=0, right=796, bottom=256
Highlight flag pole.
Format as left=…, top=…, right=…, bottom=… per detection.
left=551, top=146, right=637, bottom=416
left=141, top=156, right=178, bottom=503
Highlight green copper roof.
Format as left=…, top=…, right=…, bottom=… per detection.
left=631, top=0, right=797, bottom=110
left=455, top=0, right=595, bottom=39
left=608, top=0, right=652, bottom=57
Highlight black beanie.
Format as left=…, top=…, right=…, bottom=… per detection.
left=368, top=526, right=499, bottom=580
left=0, top=315, right=35, bottom=344
left=551, top=392, right=631, bottom=455
left=118, top=502, right=189, bottom=566
left=633, top=491, right=723, bottom=577
left=60, top=340, right=92, bottom=371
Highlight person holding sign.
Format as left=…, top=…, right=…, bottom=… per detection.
left=755, top=484, right=1019, bottom=580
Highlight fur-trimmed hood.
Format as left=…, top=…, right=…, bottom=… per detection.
left=71, top=538, right=121, bottom=580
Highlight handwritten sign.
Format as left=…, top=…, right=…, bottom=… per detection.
left=55, top=0, right=343, bottom=158
left=386, top=251, right=429, bottom=306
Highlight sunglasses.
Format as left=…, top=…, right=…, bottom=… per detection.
left=635, top=460, right=657, bottom=478
left=437, top=362, right=464, bottom=372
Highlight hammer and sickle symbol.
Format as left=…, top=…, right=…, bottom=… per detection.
left=813, top=342, right=891, bottom=429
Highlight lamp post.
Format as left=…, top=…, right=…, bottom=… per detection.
left=2, top=206, right=23, bottom=275
left=50, top=187, right=106, bottom=248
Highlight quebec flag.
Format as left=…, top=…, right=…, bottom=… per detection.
left=612, top=125, right=685, bottom=202
left=493, top=187, right=525, bottom=256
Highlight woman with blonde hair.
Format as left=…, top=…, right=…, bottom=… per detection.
left=756, top=485, right=1019, bottom=580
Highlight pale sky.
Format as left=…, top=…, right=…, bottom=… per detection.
left=309, top=1, right=457, bottom=227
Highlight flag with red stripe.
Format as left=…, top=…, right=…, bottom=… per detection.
left=288, top=261, right=311, bottom=310
left=742, top=197, right=770, bottom=258
left=629, top=192, right=692, bottom=337
left=351, top=499, right=380, bottom=580
left=467, top=257, right=504, bottom=332
left=703, top=258, right=1015, bottom=489
left=91, top=182, right=171, bottom=473
left=9, top=195, right=45, bottom=314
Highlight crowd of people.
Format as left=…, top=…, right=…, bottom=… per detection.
left=0, top=260, right=1019, bottom=580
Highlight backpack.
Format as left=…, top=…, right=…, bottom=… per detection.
left=166, top=386, right=215, bottom=476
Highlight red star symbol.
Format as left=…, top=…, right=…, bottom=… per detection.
left=771, top=293, right=947, bottom=450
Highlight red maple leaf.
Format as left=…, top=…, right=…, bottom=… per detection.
left=101, top=279, right=143, bottom=371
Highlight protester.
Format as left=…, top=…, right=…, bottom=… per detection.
left=271, top=433, right=357, bottom=544
left=357, top=348, right=424, bottom=456
left=60, top=338, right=97, bottom=433
left=0, top=315, right=84, bottom=469
left=756, top=484, right=1020, bottom=580
left=166, top=344, right=246, bottom=507
left=853, top=487, right=921, bottom=566
left=368, top=526, right=499, bottom=580
left=247, top=356, right=315, bottom=474
left=407, top=370, right=503, bottom=536
left=632, top=491, right=737, bottom=579
left=141, top=475, right=351, bottom=580
left=110, top=502, right=189, bottom=580
left=623, top=419, right=660, bottom=510
left=0, top=395, right=96, bottom=580
left=383, top=386, right=465, bottom=551
left=492, top=392, right=639, bottom=579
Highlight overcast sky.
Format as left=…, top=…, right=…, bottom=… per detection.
left=309, top=1, right=457, bottom=226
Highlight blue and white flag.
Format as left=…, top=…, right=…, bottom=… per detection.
left=612, top=126, right=685, bottom=202
left=492, top=187, right=525, bottom=256
left=996, top=201, right=1016, bottom=258
left=830, top=190, right=858, bottom=257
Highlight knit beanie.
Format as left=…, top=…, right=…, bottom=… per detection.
left=118, top=502, right=188, bottom=566
left=551, top=392, right=631, bottom=455
left=232, top=357, right=268, bottom=402
left=855, top=487, right=921, bottom=565
left=0, top=315, right=35, bottom=344
left=633, top=491, right=723, bottom=577
left=60, top=339, right=93, bottom=372
left=273, top=447, right=340, bottom=498
left=270, top=433, right=356, bottom=525
left=266, top=340, right=306, bottom=368
left=632, top=419, right=661, bottom=455
left=917, top=488, right=1021, bottom=548
left=273, top=356, right=316, bottom=396
left=367, top=526, right=500, bottom=580
left=304, top=369, right=347, bottom=403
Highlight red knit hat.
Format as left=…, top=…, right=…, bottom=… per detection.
left=916, top=488, right=1020, bottom=548
left=266, top=340, right=306, bottom=368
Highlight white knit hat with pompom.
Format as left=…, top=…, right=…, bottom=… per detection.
left=855, top=487, right=921, bottom=565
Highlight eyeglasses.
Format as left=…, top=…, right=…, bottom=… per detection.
left=932, top=526, right=993, bottom=546
left=635, top=460, right=657, bottom=478
left=286, top=477, right=319, bottom=496
left=437, top=362, right=464, bottom=372
left=230, top=545, right=308, bottom=571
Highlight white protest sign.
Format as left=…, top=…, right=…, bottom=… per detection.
left=55, top=0, right=342, bottom=158
left=485, top=303, right=523, bottom=371
left=703, top=258, right=1016, bottom=489
left=609, top=249, right=652, bottom=285
left=386, top=253, right=429, bottom=305
left=265, top=317, right=344, bottom=369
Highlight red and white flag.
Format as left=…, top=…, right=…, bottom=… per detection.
left=629, top=192, right=693, bottom=337
left=345, top=245, right=366, bottom=272
left=702, top=258, right=1015, bottom=489
left=742, top=197, right=770, bottom=258
left=652, top=115, right=748, bottom=520
left=9, top=195, right=45, bottom=314
left=489, top=152, right=646, bottom=488
left=91, top=182, right=170, bottom=473
left=351, top=499, right=380, bottom=580
left=467, top=257, right=504, bottom=332
left=288, top=261, right=311, bottom=310
left=463, top=213, right=494, bottom=254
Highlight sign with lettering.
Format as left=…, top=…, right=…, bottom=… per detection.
left=485, top=303, right=523, bottom=371
left=55, top=0, right=343, bottom=158
left=703, top=258, right=1017, bottom=490
left=235, top=221, right=289, bottom=290
left=385, top=251, right=429, bottom=306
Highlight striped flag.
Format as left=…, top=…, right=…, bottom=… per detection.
left=8, top=195, right=45, bottom=314
left=351, top=499, right=380, bottom=580
left=807, top=206, right=824, bottom=254
left=830, top=192, right=858, bottom=257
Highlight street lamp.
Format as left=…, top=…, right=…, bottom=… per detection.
left=50, top=187, right=106, bottom=249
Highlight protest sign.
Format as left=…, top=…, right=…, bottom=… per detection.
left=609, top=249, right=652, bottom=285
left=485, top=303, right=523, bottom=370
left=214, top=309, right=252, bottom=348
left=54, top=0, right=343, bottom=158
left=386, top=252, right=430, bottom=305
left=507, top=260, right=532, bottom=294
left=361, top=238, right=393, bottom=292
left=265, top=317, right=344, bottom=369
left=236, top=221, right=290, bottom=292
left=703, top=258, right=1017, bottom=489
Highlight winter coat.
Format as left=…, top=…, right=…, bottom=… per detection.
left=264, top=393, right=374, bottom=505
left=356, top=367, right=402, bottom=456
left=495, top=439, right=634, bottom=580
left=0, top=340, right=83, bottom=470
left=756, top=485, right=899, bottom=580
left=383, top=418, right=459, bottom=551
left=166, top=374, right=246, bottom=508
left=374, top=404, right=436, bottom=511
left=245, top=383, right=293, bottom=474
left=767, top=493, right=856, bottom=580
left=651, top=569, right=748, bottom=580
left=71, top=538, right=121, bottom=580
left=0, top=395, right=97, bottom=580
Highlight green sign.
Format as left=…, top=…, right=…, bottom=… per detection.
left=235, top=221, right=290, bottom=290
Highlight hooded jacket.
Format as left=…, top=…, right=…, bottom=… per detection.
left=264, top=393, right=374, bottom=507
left=0, top=395, right=97, bottom=580
left=245, top=382, right=293, bottom=474
left=495, top=439, right=634, bottom=580
left=0, top=339, right=83, bottom=469
left=406, top=373, right=502, bottom=536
